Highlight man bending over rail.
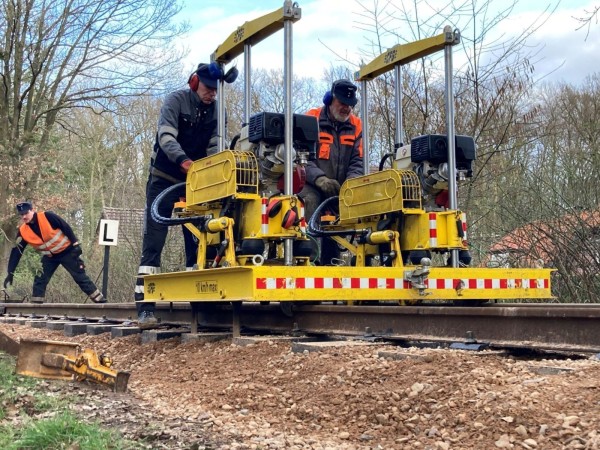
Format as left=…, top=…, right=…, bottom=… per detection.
left=3, top=201, right=105, bottom=304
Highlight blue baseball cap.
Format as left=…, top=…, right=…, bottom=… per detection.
left=196, top=63, right=220, bottom=89
left=16, top=202, right=33, bottom=215
left=332, top=79, right=358, bottom=107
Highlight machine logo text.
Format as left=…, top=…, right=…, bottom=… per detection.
left=196, top=280, right=218, bottom=294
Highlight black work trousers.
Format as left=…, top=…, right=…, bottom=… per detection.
left=33, top=248, right=98, bottom=298
left=135, top=174, right=197, bottom=313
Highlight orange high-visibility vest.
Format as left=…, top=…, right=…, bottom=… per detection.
left=19, top=212, right=71, bottom=256
left=306, top=107, right=363, bottom=159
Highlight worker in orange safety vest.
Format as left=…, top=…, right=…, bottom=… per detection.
left=3, top=202, right=105, bottom=304
left=299, top=79, right=363, bottom=265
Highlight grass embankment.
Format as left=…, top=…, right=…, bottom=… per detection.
left=0, top=352, right=139, bottom=449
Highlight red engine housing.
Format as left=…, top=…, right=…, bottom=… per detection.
left=277, top=165, right=306, bottom=194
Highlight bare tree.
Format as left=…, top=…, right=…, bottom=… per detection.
left=516, top=76, right=600, bottom=301
left=574, top=5, right=600, bottom=40
left=0, top=0, right=188, bottom=267
left=248, top=69, right=319, bottom=114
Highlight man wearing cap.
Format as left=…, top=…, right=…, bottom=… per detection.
left=3, top=202, right=105, bottom=304
left=134, top=62, right=236, bottom=328
left=300, top=79, right=364, bottom=265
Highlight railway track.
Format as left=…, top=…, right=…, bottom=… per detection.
left=1, top=301, right=599, bottom=354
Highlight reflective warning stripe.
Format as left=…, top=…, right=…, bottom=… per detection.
left=256, top=277, right=549, bottom=289
left=300, top=205, right=306, bottom=233
left=429, top=213, right=437, bottom=247
left=257, top=277, right=411, bottom=289
left=138, top=266, right=160, bottom=275
left=261, top=197, right=268, bottom=235
left=461, top=212, right=467, bottom=241
left=430, top=278, right=549, bottom=289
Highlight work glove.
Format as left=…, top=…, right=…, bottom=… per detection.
left=72, top=244, right=83, bottom=258
left=3, top=273, right=13, bottom=289
left=315, top=176, right=341, bottom=197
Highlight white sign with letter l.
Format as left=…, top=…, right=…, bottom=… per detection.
left=98, top=219, right=119, bottom=246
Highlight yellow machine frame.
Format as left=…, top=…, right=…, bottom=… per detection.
left=144, top=149, right=553, bottom=302
left=144, top=265, right=552, bottom=303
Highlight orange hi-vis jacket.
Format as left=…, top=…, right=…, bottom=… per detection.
left=19, top=212, right=72, bottom=256
left=304, top=107, right=364, bottom=186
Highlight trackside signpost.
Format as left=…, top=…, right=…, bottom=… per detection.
left=98, top=219, right=119, bottom=299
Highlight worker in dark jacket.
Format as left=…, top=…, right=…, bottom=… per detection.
left=134, top=62, right=237, bottom=328
left=300, top=79, right=363, bottom=265
left=2, top=202, right=105, bottom=304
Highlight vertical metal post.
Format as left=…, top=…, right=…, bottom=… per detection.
left=191, top=310, right=198, bottom=334
left=360, top=79, right=369, bottom=174
left=394, top=64, right=404, bottom=149
left=101, top=246, right=110, bottom=299
left=217, top=79, right=226, bottom=151
left=232, top=301, right=241, bottom=338
left=283, top=0, right=295, bottom=265
left=244, top=43, right=252, bottom=124
left=444, top=25, right=459, bottom=267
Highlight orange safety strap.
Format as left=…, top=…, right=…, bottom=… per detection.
left=318, top=132, right=334, bottom=159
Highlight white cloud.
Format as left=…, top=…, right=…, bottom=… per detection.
left=178, top=0, right=600, bottom=85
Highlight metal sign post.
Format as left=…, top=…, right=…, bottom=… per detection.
left=98, top=219, right=119, bottom=299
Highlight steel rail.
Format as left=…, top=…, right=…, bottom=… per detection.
left=1, top=302, right=599, bottom=353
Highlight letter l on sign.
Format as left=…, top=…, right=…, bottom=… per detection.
left=98, top=219, right=119, bottom=246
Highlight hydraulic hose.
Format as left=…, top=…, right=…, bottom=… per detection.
left=150, top=181, right=212, bottom=227
left=378, top=152, right=394, bottom=171
left=229, top=133, right=241, bottom=150
left=307, top=196, right=360, bottom=237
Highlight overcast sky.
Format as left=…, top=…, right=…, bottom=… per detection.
left=176, top=0, right=599, bottom=86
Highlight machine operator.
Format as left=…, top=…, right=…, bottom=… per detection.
left=299, top=79, right=364, bottom=265
left=134, top=61, right=236, bottom=328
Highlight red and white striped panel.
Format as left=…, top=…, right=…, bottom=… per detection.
left=429, top=213, right=438, bottom=247
left=261, top=197, right=268, bottom=235
left=461, top=212, right=467, bottom=241
left=426, top=278, right=549, bottom=290
left=256, top=277, right=411, bottom=290
left=255, top=277, right=549, bottom=290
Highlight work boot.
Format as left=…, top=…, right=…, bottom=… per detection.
left=89, top=290, right=106, bottom=304
left=137, top=310, right=158, bottom=329
left=30, top=296, right=44, bottom=304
